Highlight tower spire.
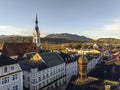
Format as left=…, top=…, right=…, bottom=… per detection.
left=35, top=14, right=39, bottom=32
left=33, top=14, right=41, bottom=48
left=35, top=14, right=38, bottom=24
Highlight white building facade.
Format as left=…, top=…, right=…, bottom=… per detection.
left=58, top=53, right=79, bottom=84
left=0, top=55, right=23, bottom=90
left=23, top=63, right=65, bottom=90
left=66, top=60, right=78, bottom=84
left=87, top=53, right=103, bottom=73
left=20, top=52, right=66, bottom=90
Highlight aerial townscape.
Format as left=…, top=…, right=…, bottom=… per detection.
left=0, top=0, right=120, bottom=90
left=0, top=15, right=120, bottom=90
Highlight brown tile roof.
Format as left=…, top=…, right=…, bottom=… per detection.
left=2, top=43, right=38, bottom=58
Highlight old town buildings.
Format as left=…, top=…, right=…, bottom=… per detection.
left=0, top=55, right=23, bottom=90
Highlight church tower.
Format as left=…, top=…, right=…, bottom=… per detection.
left=33, top=15, right=40, bottom=47
left=78, top=53, right=88, bottom=79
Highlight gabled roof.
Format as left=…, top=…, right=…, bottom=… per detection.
left=19, top=52, right=48, bottom=72
left=0, top=54, right=18, bottom=67
left=19, top=52, right=64, bottom=72
left=40, top=52, right=64, bottom=67
left=19, top=52, right=64, bottom=71
left=2, top=42, right=38, bottom=58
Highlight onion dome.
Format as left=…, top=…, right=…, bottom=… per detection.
left=78, top=54, right=88, bottom=64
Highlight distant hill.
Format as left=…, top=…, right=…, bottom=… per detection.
left=97, top=38, right=120, bottom=43
left=0, top=36, right=32, bottom=43
left=46, top=33, right=92, bottom=41
left=0, top=33, right=92, bottom=44
left=0, top=35, right=86, bottom=44
left=1, top=35, right=120, bottom=45
left=97, top=38, right=120, bottom=41
left=95, top=38, right=120, bottom=45
left=0, top=35, right=7, bottom=38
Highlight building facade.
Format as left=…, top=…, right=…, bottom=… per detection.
left=58, top=52, right=79, bottom=84
left=20, top=52, right=66, bottom=90
left=0, top=55, right=23, bottom=90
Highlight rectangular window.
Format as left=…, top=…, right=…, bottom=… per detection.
left=50, top=78, right=52, bottom=82
left=46, top=79, right=49, bottom=84
left=50, top=72, right=52, bottom=76
left=43, top=81, right=45, bottom=86
left=39, top=77, right=41, bottom=81
left=28, top=77, right=30, bottom=81
left=43, top=75, right=45, bottom=79
left=47, top=73, right=49, bottom=78
left=4, top=67, right=7, bottom=73
left=33, top=86, right=36, bottom=90
left=23, top=75, right=24, bottom=80
left=13, top=85, right=18, bottom=90
left=2, top=77, right=9, bottom=85
left=11, top=66, right=14, bottom=70
left=28, top=84, right=30, bottom=89
left=12, top=74, right=17, bottom=81
left=39, top=83, right=41, bottom=88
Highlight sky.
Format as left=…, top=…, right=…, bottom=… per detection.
left=0, top=0, right=120, bottom=39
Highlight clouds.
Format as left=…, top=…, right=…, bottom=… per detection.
left=104, top=23, right=120, bottom=30
left=0, top=25, right=31, bottom=35
left=100, top=18, right=120, bottom=38
left=0, top=25, right=48, bottom=37
left=103, top=18, right=120, bottom=31
left=86, top=17, right=120, bottom=39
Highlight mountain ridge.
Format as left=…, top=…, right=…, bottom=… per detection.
left=1, top=34, right=120, bottom=43
left=97, top=38, right=120, bottom=41
left=45, top=33, right=92, bottom=41
left=0, top=35, right=84, bottom=44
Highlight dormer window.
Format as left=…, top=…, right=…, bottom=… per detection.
left=11, top=66, right=14, bottom=70
left=4, top=67, right=7, bottom=73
